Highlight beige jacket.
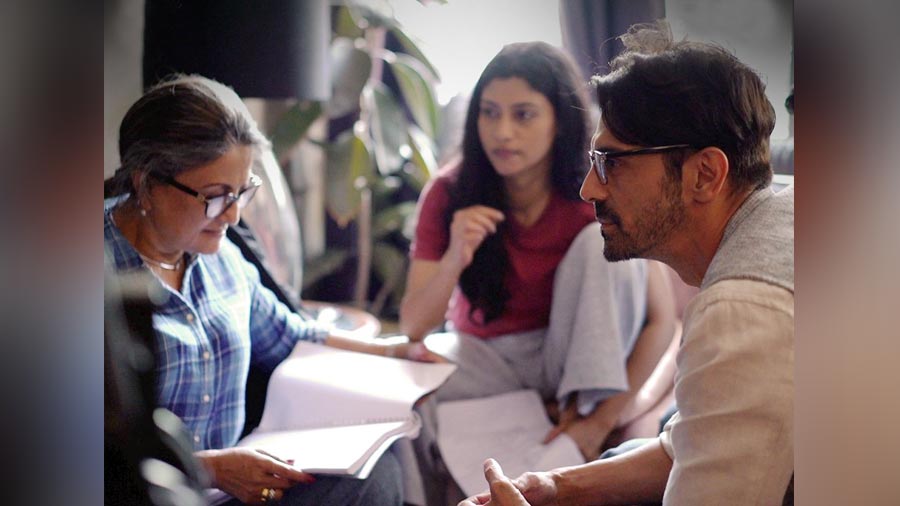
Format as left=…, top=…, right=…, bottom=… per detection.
left=659, top=279, right=794, bottom=505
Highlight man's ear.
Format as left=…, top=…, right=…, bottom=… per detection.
left=684, top=147, right=729, bottom=203
left=131, top=171, right=152, bottom=210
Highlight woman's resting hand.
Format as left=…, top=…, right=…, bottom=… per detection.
left=385, top=341, right=449, bottom=363
left=195, top=447, right=315, bottom=504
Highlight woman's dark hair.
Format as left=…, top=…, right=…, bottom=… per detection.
left=447, top=41, right=590, bottom=323
left=104, top=74, right=269, bottom=201
left=591, top=20, right=775, bottom=191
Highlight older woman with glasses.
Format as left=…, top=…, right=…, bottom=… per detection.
left=104, top=74, right=407, bottom=505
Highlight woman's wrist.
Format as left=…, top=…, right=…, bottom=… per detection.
left=585, top=412, right=618, bottom=434
left=193, top=449, right=221, bottom=487
left=582, top=395, right=625, bottom=433
left=438, top=253, right=466, bottom=278
left=383, top=343, right=403, bottom=359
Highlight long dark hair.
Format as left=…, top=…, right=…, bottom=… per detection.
left=104, top=74, right=269, bottom=203
left=447, top=41, right=590, bottom=323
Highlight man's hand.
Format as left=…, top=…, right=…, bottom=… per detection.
left=195, top=447, right=314, bottom=504
left=459, top=460, right=559, bottom=506
left=459, top=459, right=529, bottom=506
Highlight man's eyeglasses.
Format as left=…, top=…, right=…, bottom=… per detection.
left=587, top=144, right=694, bottom=184
left=152, top=173, right=262, bottom=218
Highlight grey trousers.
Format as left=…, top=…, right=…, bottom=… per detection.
left=407, top=223, right=649, bottom=506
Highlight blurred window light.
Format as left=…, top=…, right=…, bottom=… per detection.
left=391, top=0, right=562, bottom=106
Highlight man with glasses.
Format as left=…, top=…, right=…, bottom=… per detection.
left=461, top=20, right=793, bottom=506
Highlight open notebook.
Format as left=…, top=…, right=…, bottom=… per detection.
left=206, top=340, right=456, bottom=503
left=437, top=389, right=586, bottom=497
left=240, top=341, right=455, bottom=476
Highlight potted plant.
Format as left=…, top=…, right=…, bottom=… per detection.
left=269, top=1, right=444, bottom=319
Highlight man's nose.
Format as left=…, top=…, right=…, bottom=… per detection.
left=579, top=169, right=608, bottom=202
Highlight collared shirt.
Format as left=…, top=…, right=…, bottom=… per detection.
left=659, top=279, right=794, bottom=505
left=104, top=199, right=327, bottom=450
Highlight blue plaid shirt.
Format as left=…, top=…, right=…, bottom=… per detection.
left=104, top=198, right=327, bottom=450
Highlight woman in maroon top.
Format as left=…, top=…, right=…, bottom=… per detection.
left=399, top=42, right=676, bottom=503
left=402, top=42, right=595, bottom=340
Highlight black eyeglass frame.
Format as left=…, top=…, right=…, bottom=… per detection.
left=587, top=144, right=695, bottom=184
left=151, top=172, right=263, bottom=218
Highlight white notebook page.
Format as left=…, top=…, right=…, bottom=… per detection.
left=437, top=389, right=585, bottom=497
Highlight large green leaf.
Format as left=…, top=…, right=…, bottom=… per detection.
left=405, top=124, right=438, bottom=191
left=333, top=5, right=363, bottom=39
left=372, top=201, right=417, bottom=240
left=270, top=101, right=323, bottom=162
left=362, top=82, right=409, bottom=176
left=388, top=52, right=440, bottom=139
left=344, top=2, right=398, bottom=30
left=329, top=37, right=371, bottom=119
left=389, top=25, right=440, bottom=81
left=325, top=130, right=373, bottom=227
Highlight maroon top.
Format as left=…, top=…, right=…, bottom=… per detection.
left=410, top=170, right=595, bottom=339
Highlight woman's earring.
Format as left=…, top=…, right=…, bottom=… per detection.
left=140, top=208, right=148, bottom=217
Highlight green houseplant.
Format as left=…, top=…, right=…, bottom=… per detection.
left=269, top=1, right=444, bottom=318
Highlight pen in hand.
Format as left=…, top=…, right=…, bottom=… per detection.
left=257, top=450, right=316, bottom=483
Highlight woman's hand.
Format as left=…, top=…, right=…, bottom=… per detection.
left=543, top=400, right=612, bottom=461
left=195, top=447, right=315, bottom=504
left=444, top=205, right=505, bottom=273
left=384, top=341, right=449, bottom=363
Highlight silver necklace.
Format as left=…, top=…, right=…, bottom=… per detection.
left=139, top=253, right=183, bottom=271
left=110, top=208, right=184, bottom=271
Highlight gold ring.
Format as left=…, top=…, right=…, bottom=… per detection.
left=261, top=488, right=271, bottom=502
